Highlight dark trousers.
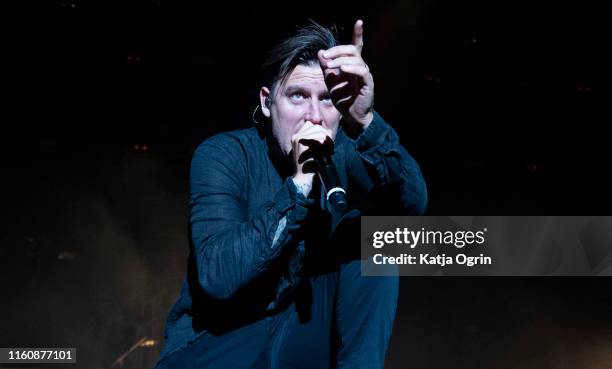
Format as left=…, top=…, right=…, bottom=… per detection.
left=154, top=260, right=398, bottom=369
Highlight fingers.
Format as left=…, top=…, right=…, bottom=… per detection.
left=293, top=124, right=334, bottom=165
left=317, top=19, right=365, bottom=60
left=329, top=83, right=356, bottom=108
left=352, top=19, right=364, bottom=53
left=322, top=56, right=366, bottom=69
left=319, top=45, right=361, bottom=60
left=323, top=63, right=370, bottom=106
left=299, top=138, right=328, bottom=150
left=299, top=121, right=333, bottom=138
left=328, top=80, right=350, bottom=95
left=319, top=51, right=371, bottom=91
left=317, top=19, right=367, bottom=82
left=318, top=39, right=370, bottom=85
left=338, top=64, right=371, bottom=78
left=291, top=122, right=332, bottom=147
left=298, top=130, right=332, bottom=146
left=297, top=137, right=333, bottom=164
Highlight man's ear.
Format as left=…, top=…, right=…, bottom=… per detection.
left=259, top=87, right=272, bottom=118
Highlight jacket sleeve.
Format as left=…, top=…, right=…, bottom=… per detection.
left=189, top=134, right=313, bottom=300
left=347, top=111, right=428, bottom=215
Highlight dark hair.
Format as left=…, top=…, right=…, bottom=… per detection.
left=262, top=20, right=338, bottom=99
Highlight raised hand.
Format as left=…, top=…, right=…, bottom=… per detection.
left=318, top=20, right=375, bottom=132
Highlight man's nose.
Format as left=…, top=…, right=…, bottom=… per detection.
left=305, top=100, right=323, bottom=125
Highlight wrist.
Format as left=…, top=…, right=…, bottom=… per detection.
left=292, top=173, right=314, bottom=197
left=359, top=111, right=374, bottom=131
left=345, top=111, right=374, bottom=135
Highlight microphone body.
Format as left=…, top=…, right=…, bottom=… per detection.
left=313, top=153, right=347, bottom=213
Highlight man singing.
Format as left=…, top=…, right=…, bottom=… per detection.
left=155, top=19, right=427, bottom=369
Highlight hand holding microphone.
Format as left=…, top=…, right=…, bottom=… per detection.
left=291, top=121, right=347, bottom=212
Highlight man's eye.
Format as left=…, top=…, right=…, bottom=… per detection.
left=321, top=95, right=332, bottom=103
left=290, top=93, right=305, bottom=100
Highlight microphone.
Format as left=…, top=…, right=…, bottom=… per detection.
left=313, top=151, right=347, bottom=213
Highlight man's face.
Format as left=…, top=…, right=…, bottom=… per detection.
left=264, top=63, right=342, bottom=156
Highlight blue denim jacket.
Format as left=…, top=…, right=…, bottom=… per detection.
left=158, top=112, right=427, bottom=361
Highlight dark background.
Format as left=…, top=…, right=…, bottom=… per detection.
left=2, top=0, right=611, bottom=368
